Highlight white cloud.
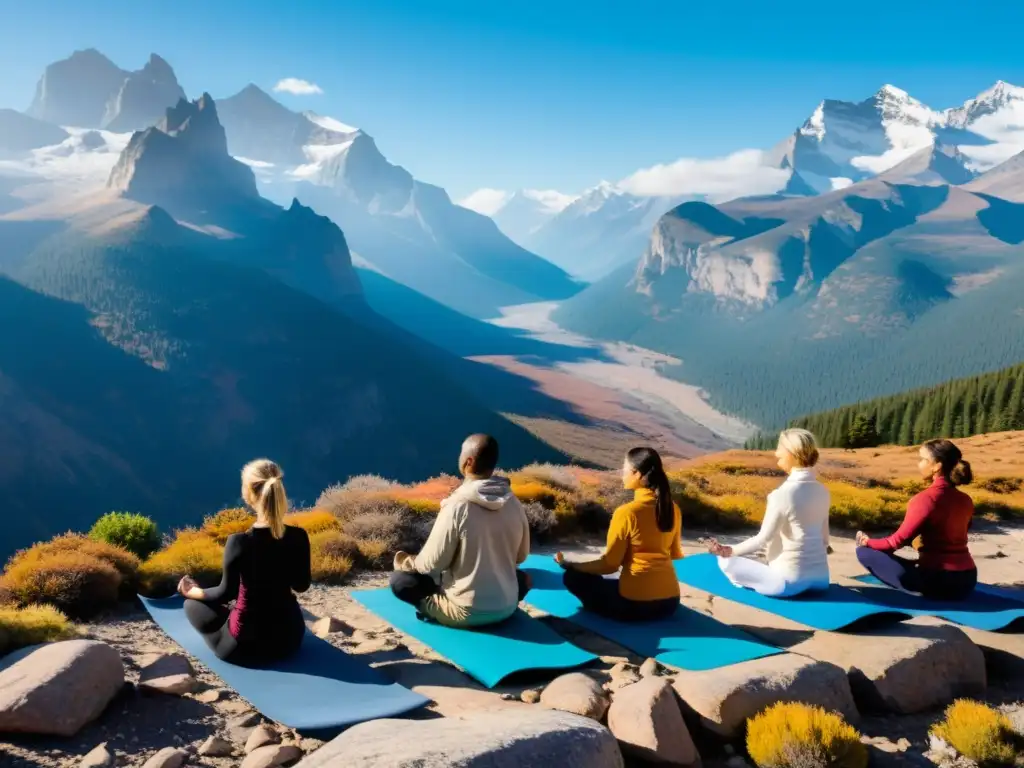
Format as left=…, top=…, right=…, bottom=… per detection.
left=273, top=78, right=324, bottom=96
left=457, top=187, right=511, bottom=215
left=619, top=149, right=791, bottom=201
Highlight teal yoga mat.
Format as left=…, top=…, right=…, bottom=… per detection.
left=850, top=574, right=1024, bottom=631
left=520, top=554, right=783, bottom=671
left=139, top=595, right=429, bottom=733
left=674, top=554, right=1024, bottom=632
left=675, top=553, right=901, bottom=631
left=351, top=587, right=598, bottom=687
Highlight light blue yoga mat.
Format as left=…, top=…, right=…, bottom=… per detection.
left=519, top=554, right=783, bottom=671
left=675, top=554, right=905, bottom=631
left=139, top=595, right=429, bottom=732
left=850, top=575, right=1024, bottom=632
left=351, top=587, right=598, bottom=687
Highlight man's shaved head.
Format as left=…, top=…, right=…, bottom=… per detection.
left=460, top=433, right=499, bottom=477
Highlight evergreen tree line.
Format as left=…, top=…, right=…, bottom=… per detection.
left=745, top=362, right=1024, bottom=450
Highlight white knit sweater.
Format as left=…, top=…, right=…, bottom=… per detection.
left=730, top=468, right=831, bottom=585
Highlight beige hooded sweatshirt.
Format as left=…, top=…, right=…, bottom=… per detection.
left=394, top=476, right=530, bottom=627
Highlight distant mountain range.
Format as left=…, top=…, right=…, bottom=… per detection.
left=0, top=54, right=594, bottom=558
left=482, top=81, right=1024, bottom=281
left=554, top=162, right=1024, bottom=430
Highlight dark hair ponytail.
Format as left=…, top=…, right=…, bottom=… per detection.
left=923, top=439, right=973, bottom=486
left=626, top=447, right=675, bottom=532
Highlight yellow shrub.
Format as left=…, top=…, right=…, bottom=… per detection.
left=0, top=551, right=122, bottom=619
left=285, top=509, right=340, bottom=534
left=747, top=701, right=868, bottom=768
left=7, top=534, right=141, bottom=595
left=139, top=530, right=224, bottom=597
left=354, top=538, right=391, bottom=569
left=931, top=700, right=1019, bottom=766
left=309, top=531, right=355, bottom=585
left=0, top=604, right=77, bottom=656
left=510, top=480, right=559, bottom=507
left=400, top=498, right=442, bottom=516
left=201, top=508, right=255, bottom=543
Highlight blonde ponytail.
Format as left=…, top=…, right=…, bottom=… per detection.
left=242, top=459, right=288, bottom=539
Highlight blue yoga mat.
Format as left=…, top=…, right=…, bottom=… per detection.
left=675, top=554, right=904, bottom=631
left=519, top=554, right=783, bottom=671
left=139, top=595, right=429, bottom=732
left=850, top=575, right=1024, bottom=632
left=351, top=587, right=598, bottom=687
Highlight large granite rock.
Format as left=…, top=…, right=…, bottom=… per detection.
left=608, top=678, right=700, bottom=766
left=540, top=672, right=610, bottom=721
left=671, top=652, right=858, bottom=737
left=294, top=709, right=624, bottom=767
left=0, top=639, right=124, bottom=736
left=790, top=618, right=986, bottom=713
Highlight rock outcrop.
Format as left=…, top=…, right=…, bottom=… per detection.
left=294, top=709, right=624, bottom=767
left=0, top=639, right=124, bottom=736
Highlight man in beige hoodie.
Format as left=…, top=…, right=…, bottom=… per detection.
left=389, top=434, right=532, bottom=628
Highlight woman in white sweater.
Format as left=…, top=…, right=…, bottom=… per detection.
left=704, top=428, right=831, bottom=597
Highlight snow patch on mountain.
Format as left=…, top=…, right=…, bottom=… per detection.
left=303, top=112, right=358, bottom=134
left=287, top=139, right=357, bottom=181
left=0, top=127, right=131, bottom=184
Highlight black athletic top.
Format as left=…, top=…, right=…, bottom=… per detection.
left=203, top=525, right=311, bottom=655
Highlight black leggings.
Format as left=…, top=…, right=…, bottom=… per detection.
left=184, top=599, right=240, bottom=661
left=390, top=569, right=532, bottom=608
left=856, top=547, right=977, bottom=601
left=563, top=569, right=679, bottom=622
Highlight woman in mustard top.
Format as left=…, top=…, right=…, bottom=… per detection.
left=554, top=447, right=683, bottom=622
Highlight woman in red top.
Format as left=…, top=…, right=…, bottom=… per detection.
left=855, top=439, right=976, bottom=601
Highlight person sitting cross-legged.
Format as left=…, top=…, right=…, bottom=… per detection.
left=389, top=433, right=532, bottom=628
left=554, top=446, right=683, bottom=622
left=704, top=428, right=832, bottom=598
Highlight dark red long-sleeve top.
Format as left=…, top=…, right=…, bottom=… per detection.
left=864, top=475, right=975, bottom=571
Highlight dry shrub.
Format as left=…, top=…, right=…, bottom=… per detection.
left=390, top=475, right=460, bottom=502
left=285, top=509, right=340, bottom=534
left=0, top=604, right=77, bottom=656
left=338, top=497, right=432, bottom=554
left=976, top=477, right=1023, bottom=495
left=510, top=480, right=559, bottom=507
left=514, top=464, right=582, bottom=493
left=201, top=508, right=255, bottom=543
left=342, top=475, right=399, bottom=493
left=138, top=530, right=224, bottom=597
left=400, top=498, right=442, bottom=516
left=6, top=534, right=141, bottom=597
left=746, top=701, right=867, bottom=768
left=523, top=502, right=558, bottom=540
left=931, top=700, right=1019, bottom=766
left=354, top=538, right=392, bottom=569
left=1, top=552, right=122, bottom=619
left=308, top=531, right=355, bottom=585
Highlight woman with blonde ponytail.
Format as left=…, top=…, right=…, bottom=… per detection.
left=179, top=459, right=311, bottom=662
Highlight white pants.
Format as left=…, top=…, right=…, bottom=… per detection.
left=718, top=556, right=828, bottom=598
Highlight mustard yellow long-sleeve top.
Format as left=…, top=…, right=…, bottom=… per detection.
left=573, top=488, right=683, bottom=601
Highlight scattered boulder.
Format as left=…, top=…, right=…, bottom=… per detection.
left=141, top=747, right=188, bottom=768
left=293, top=709, right=623, bottom=767
left=639, top=658, right=661, bottom=679
left=80, top=743, right=115, bottom=768
left=608, top=678, right=700, bottom=766
left=521, top=689, right=541, bottom=704
left=138, top=653, right=198, bottom=696
left=199, top=735, right=235, bottom=757
left=229, top=711, right=264, bottom=743
left=312, top=617, right=352, bottom=639
left=606, top=662, right=641, bottom=691
left=0, top=639, right=125, bottom=737
left=672, top=653, right=857, bottom=737
left=247, top=725, right=281, bottom=753
left=242, top=744, right=303, bottom=768
left=790, top=618, right=985, bottom=713
left=194, top=688, right=225, bottom=704
left=218, top=699, right=254, bottom=715
left=540, top=673, right=610, bottom=721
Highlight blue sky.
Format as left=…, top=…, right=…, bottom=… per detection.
left=2, top=0, right=1024, bottom=201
